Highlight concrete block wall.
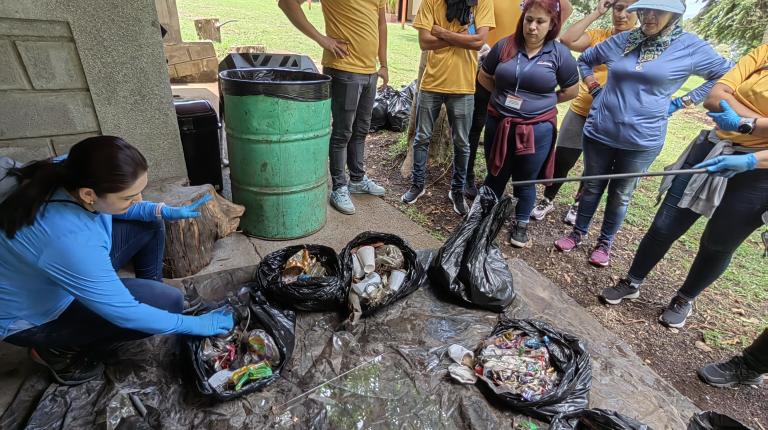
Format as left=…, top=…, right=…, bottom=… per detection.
left=0, top=18, right=100, bottom=161
left=0, top=2, right=187, bottom=181
left=165, top=41, right=218, bottom=83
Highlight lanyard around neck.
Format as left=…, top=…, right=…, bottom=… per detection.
left=514, top=52, right=539, bottom=95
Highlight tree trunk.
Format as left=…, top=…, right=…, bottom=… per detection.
left=400, top=51, right=454, bottom=180
left=763, top=24, right=768, bottom=44
left=143, top=179, right=245, bottom=278
left=194, top=18, right=221, bottom=42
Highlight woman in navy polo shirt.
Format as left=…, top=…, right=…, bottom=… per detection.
left=478, top=0, right=579, bottom=248
left=553, top=0, right=732, bottom=267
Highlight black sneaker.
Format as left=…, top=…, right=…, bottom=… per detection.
left=30, top=347, right=105, bottom=386
left=698, top=356, right=764, bottom=388
left=659, top=295, right=693, bottom=328
left=600, top=278, right=641, bottom=305
left=509, top=222, right=531, bottom=248
left=401, top=185, right=426, bottom=205
left=448, top=189, right=468, bottom=215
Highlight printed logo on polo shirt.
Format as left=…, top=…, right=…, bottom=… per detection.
left=537, top=61, right=553, bottom=67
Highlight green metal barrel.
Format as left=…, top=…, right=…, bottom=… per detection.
left=220, top=68, right=331, bottom=239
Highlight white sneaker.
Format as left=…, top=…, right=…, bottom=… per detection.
left=564, top=202, right=579, bottom=226
left=531, top=198, right=554, bottom=221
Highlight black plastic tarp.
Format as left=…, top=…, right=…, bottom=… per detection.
left=551, top=408, right=651, bottom=429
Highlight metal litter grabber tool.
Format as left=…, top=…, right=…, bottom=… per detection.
left=507, top=168, right=710, bottom=187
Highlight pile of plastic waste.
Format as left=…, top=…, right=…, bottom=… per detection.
left=349, top=243, right=406, bottom=308
left=281, top=248, right=327, bottom=284
left=448, top=329, right=561, bottom=402
left=201, top=299, right=281, bottom=394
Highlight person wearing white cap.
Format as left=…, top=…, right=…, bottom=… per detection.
left=553, top=0, right=733, bottom=268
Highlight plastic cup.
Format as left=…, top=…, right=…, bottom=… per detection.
left=357, top=246, right=376, bottom=274
left=352, top=254, right=365, bottom=279
left=388, top=269, right=406, bottom=292
left=352, top=272, right=381, bottom=298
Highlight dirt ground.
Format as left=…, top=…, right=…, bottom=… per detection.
left=363, top=129, right=768, bottom=428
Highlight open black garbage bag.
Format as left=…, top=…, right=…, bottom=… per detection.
left=186, top=287, right=296, bottom=401
left=429, top=186, right=516, bottom=312
left=688, top=412, right=754, bottom=430
left=551, top=408, right=651, bottom=430
left=256, top=244, right=345, bottom=312
left=475, top=318, right=591, bottom=422
left=340, top=231, right=426, bottom=318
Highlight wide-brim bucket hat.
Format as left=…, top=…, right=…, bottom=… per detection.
left=627, top=0, right=686, bottom=14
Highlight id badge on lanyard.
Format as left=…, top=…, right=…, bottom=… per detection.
left=504, top=53, right=537, bottom=110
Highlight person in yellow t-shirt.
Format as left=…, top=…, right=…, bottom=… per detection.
left=279, top=0, right=388, bottom=215
left=530, top=0, right=638, bottom=225
left=400, top=0, right=495, bottom=215
left=600, top=44, right=768, bottom=330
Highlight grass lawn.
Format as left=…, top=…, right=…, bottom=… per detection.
left=177, top=0, right=766, bottom=338
left=178, top=0, right=421, bottom=88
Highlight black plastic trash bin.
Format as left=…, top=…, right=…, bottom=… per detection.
left=173, top=96, right=224, bottom=191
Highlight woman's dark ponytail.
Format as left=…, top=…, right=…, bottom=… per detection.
left=0, top=136, right=148, bottom=239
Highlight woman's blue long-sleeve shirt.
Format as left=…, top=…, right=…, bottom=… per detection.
left=0, top=189, right=189, bottom=339
left=578, top=32, right=733, bottom=150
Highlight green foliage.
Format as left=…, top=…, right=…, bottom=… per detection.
left=691, top=0, right=768, bottom=55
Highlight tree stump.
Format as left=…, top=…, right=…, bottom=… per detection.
left=143, top=179, right=245, bottom=278
left=194, top=18, right=221, bottom=42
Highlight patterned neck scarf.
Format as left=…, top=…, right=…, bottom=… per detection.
left=623, top=19, right=683, bottom=64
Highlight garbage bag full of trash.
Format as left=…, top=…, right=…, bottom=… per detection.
left=429, top=186, right=516, bottom=312
left=386, top=84, right=414, bottom=132
left=550, top=408, right=652, bottom=430
left=257, top=244, right=345, bottom=312
left=340, top=231, right=426, bottom=321
left=370, top=86, right=395, bottom=132
left=687, top=412, right=754, bottom=430
left=186, top=287, right=295, bottom=401
left=475, top=318, right=591, bottom=422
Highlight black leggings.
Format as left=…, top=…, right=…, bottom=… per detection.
left=744, top=328, right=768, bottom=374
left=544, top=146, right=583, bottom=201
left=628, top=141, right=768, bottom=300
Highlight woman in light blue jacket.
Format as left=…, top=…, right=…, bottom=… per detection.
left=553, top=0, right=732, bottom=267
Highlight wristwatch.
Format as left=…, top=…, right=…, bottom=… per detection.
left=737, top=117, right=757, bottom=135
left=681, top=95, right=694, bottom=108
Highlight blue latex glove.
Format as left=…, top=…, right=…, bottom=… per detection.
left=668, top=98, right=684, bottom=116
left=706, top=100, right=742, bottom=131
left=694, top=153, right=758, bottom=178
left=178, top=308, right=234, bottom=336
left=161, top=194, right=212, bottom=221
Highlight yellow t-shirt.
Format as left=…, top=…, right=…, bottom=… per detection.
left=321, top=0, right=386, bottom=74
left=487, top=0, right=522, bottom=47
left=716, top=44, right=768, bottom=148
left=569, top=28, right=614, bottom=117
left=413, top=0, right=495, bottom=94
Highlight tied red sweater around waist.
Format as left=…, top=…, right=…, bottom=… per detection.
left=487, top=104, right=558, bottom=180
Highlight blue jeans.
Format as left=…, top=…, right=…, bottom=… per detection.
left=483, top=117, right=554, bottom=222
left=411, top=91, right=474, bottom=189
left=5, top=218, right=183, bottom=350
left=627, top=137, right=768, bottom=300
left=575, top=136, right=661, bottom=244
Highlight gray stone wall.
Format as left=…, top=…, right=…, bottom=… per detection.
left=0, top=1, right=186, bottom=180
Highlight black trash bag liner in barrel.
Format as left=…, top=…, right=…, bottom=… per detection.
left=475, top=318, right=591, bottom=422
left=340, top=231, right=426, bottom=318
left=219, top=68, right=331, bottom=102
left=185, top=287, right=295, bottom=401
left=551, top=408, right=651, bottom=430
left=687, top=412, right=754, bottom=430
left=429, top=186, right=515, bottom=312
left=256, top=244, right=345, bottom=312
